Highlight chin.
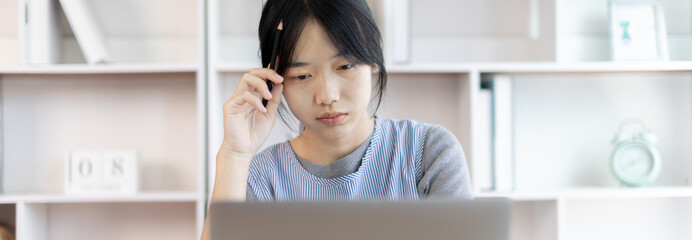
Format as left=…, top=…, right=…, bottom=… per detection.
left=309, top=121, right=355, bottom=140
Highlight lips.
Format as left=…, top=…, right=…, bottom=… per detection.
left=317, top=112, right=347, bottom=126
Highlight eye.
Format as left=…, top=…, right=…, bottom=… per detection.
left=337, top=64, right=354, bottom=70
left=293, top=74, right=311, bottom=81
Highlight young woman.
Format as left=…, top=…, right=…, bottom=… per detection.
left=202, top=0, right=472, bottom=237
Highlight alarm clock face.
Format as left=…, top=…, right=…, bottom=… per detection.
left=615, top=145, right=652, bottom=178
left=611, top=141, right=661, bottom=186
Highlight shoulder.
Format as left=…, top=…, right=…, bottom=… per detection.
left=424, top=124, right=461, bottom=150
left=420, top=123, right=467, bottom=177
left=422, top=124, right=465, bottom=163
left=418, top=124, right=473, bottom=199
left=379, top=117, right=430, bottom=135
left=249, top=142, right=288, bottom=175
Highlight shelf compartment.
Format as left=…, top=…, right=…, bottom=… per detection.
left=213, top=0, right=263, bottom=65
left=556, top=0, right=692, bottom=62
left=474, top=197, right=558, bottom=240
left=17, top=201, right=195, bottom=240
left=0, top=0, right=19, bottom=66
left=561, top=197, right=692, bottom=240
left=390, top=0, right=555, bottom=63
left=25, top=0, right=199, bottom=64
left=380, top=73, right=472, bottom=144
left=0, top=204, right=15, bottom=239
left=511, top=200, right=558, bottom=240
left=1, top=73, right=199, bottom=194
left=505, top=71, right=692, bottom=190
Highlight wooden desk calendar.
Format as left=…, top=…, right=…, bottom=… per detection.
left=65, top=150, right=138, bottom=195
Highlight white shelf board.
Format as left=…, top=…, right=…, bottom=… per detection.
left=214, top=63, right=475, bottom=74
left=475, top=61, right=692, bottom=73
left=396, top=61, right=692, bottom=73
left=0, top=196, right=20, bottom=204
left=214, top=63, right=259, bottom=73
left=386, top=64, right=474, bottom=74
left=476, top=191, right=560, bottom=201
left=0, top=191, right=200, bottom=204
left=476, top=187, right=692, bottom=201
left=0, top=63, right=199, bottom=74
left=214, top=61, right=692, bottom=74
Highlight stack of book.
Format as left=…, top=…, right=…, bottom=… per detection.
left=474, top=75, right=515, bottom=193
left=21, top=0, right=111, bottom=65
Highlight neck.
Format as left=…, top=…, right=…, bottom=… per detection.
left=292, top=115, right=375, bottom=165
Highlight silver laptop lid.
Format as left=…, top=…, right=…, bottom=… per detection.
left=210, top=197, right=511, bottom=240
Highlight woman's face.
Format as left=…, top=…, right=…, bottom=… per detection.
left=283, top=20, right=373, bottom=141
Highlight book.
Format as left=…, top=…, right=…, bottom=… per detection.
left=492, top=75, right=514, bottom=192
left=22, top=0, right=62, bottom=64
left=381, top=0, right=411, bottom=64
left=58, top=0, right=111, bottom=64
left=473, top=85, right=494, bottom=192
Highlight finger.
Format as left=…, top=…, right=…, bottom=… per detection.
left=240, top=91, right=267, bottom=113
left=225, top=91, right=266, bottom=114
left=249, top=68, right=284, bottom=85
left=238, top=73, right=274, bottom=100
left=265, top=84, right=284, bottom=114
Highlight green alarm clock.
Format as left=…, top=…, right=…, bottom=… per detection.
left=610, top=119, right=661, bottom=187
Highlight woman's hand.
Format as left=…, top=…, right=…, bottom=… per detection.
left=221, top=68, right=284, bottom=157
left=201, top=69, right=284, bottom=240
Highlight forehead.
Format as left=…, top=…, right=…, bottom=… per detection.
left=292, top=20, right=339, bottom=61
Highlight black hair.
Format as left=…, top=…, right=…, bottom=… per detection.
left=258, top=0, right=387, bottom=132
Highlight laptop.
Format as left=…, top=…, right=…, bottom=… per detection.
left=209, top=197, right=511, bottom=240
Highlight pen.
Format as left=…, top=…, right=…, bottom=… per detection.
left=263, top=20, right=283, bottom=107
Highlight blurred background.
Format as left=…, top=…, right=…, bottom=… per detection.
left=0, top=0, right=691, bottom=239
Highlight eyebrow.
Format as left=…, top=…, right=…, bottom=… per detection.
left=288, top=53, right=342, bottom=68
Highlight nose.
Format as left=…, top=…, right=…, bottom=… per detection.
left=314, top=73, right=340, bottom=106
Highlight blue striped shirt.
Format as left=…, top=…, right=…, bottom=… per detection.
left=247, top=117, right=429, bottom=201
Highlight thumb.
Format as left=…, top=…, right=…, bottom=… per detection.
left=266, top=83, right=284, bottom=115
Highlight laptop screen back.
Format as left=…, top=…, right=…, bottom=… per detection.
left=210, top=198, right=511, bottom=240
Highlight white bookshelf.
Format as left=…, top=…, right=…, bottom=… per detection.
left=0, top=0, right=207, bottom=239
left=2, top=0, right=691, bottom=239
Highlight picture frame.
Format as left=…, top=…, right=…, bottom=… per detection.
left=609, top=0, right=669, bottom=61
